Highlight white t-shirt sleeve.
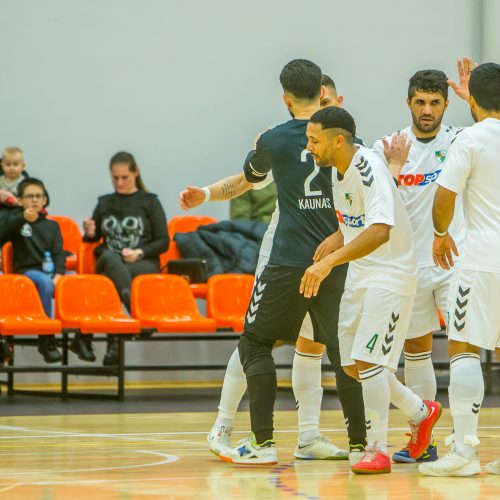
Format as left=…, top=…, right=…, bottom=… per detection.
left=437, top=133, right=474, bottom=194
left=371, top=138, right=388, bottom=165
left=252, top=171, right=274, bottom=190
left=364, top=167, right=395, bottom=227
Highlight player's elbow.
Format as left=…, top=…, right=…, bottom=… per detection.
left=372, top=223, right=391, bottom=245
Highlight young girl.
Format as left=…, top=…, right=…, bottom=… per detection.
left=0, top=177, right=64, bottom=363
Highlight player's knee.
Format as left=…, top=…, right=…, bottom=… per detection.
left=238, top=334, right=274, bottom=378
left=448, top=339, right=480, bottom=358
left=404, top=333, right=433, bottom=354
left=496, top=348, right=500, bottom=362
left=296, top=335, right=325, bottom=355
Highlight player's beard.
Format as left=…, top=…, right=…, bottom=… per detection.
left=411, top=111, right=444, bottom=135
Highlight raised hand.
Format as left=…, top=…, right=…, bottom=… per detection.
left=383, top=132, right=412, bottom=180
left=83, top=218, right=96, bottom=238
left=448, top=56, right=478, bottom=101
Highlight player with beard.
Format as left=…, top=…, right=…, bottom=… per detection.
left=371, top=60, right=475, bottom=463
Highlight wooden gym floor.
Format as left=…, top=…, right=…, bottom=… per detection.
left=0, top=406, right=499, bottom=499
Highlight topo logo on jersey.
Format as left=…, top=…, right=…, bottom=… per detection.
left=336, top=210, right=365, bottom=228
left=298, top=197, right=332, bottom=210
left=398, top=170, right=441, bottom=187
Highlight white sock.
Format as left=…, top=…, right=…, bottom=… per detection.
left=385, top=369, right=427, bottom=423
left=292, top=350, right=323, bottom=443
left=449, top=353, right=483, bottom=457
left=216, top=348, right=247, bottom=427
left=359, top=366, right=389, bottom=454
left=404, top=351, right=437, bottom=401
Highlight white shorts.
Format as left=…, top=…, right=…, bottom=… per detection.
left=255, top=253, right=314, bottom=342
left=447, top=266, right=500, bottom=351
left=407, top=266, right=453, bottom=339
left=339, top=287, right=414, bottom=370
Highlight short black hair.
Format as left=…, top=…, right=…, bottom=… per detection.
left=469, top=62, right=500, bottom=112
left=309, top=106, right=356, bottom=140
left=17, top=177, right=50, bottom=206
left=279, top=59, right=322, bottom=100
left=321, top=74, right=336, bottom=90
left=408, top=69, right=448, bottom=100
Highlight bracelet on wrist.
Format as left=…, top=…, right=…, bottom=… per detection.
left=202, top=186, right=211, bottom=202
left=434, top=228, right=448, bottom=237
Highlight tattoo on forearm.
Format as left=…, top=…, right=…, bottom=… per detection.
left=221, top=180, right=236, bottom=199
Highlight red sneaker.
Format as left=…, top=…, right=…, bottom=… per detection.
left=408, top=400, right=442, bottom=459
left=351, top=448, right=391, bottom=474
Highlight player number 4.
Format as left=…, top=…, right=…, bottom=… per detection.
left=366, top=334, right=379, bottom=354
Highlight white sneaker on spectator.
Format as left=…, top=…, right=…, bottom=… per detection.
left=207, top=424, right=232, bottom=456
left=486, top=459, right=500, bottom=474
left=294, top=434, right=348, bottom=460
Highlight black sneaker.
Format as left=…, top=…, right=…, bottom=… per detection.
left=103, top=337, right=119, bottom=366
left=69, top=333, right=96, bottom=362
left=38, top=336, right=62, bottom=363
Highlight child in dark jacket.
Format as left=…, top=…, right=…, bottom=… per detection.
left=0, top=178, right=64, bottom=363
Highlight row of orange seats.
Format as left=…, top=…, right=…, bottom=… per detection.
left=0, top=273, right=254, bottom=340
left=1, top=214, right=219, bottom=298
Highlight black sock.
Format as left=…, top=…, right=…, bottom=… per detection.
left=327, top=348, right=367, bottom=444
left=246, top=372, right=277, bottom=444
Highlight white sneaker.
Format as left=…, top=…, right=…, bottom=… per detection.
left=207, top=424, right=232, bottom=456
left=294, top=434, right=348, bottom=460
left=486, top=459, right=500, bottom=474
left=418, top=451, right=481, bottom=477
left=219, top=436, right=278, bottom=465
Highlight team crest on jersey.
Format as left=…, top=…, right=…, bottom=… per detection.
left=344, top=193, right=353, bottom=207
left=435, top=150, right=447, bottom=163
left=20, top=223, right=32, bottom=237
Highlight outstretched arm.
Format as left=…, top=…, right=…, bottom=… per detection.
left=179, top=173, right=254, bottom=211
left=432, top=186, right=459, bottom=270
left=448, top=56, right=478, bottom=101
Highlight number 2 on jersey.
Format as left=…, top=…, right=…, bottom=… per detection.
left=301, top=149, right=323, bottom=197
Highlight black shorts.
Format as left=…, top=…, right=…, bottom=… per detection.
left=244, top=264, right=347, bottom=349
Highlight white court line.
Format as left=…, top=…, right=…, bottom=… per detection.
left=2, top=425, right=500, bottom=440
left=0, top=450, right=178, bottom=476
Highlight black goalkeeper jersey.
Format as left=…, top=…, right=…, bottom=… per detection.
left=243, top=119, right=338, bottom=268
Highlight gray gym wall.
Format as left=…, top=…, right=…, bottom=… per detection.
left=0, top=0, right=498, bottom=383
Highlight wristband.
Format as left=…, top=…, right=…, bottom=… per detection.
left=202, top=186, right=211, bottom=202
left=434, top=228, right=448, bottom=237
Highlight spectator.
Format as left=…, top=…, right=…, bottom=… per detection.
left=229, top=181, right=277, bottom=223
left=0, top=146, right=28, bottom=207
left=0, top=178, right=64, bottom=363
left=82, top=151, right=169, bottom=365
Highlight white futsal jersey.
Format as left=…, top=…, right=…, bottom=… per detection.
left=333, top=146, right=417, bottom=296
left=372, top=125, right=466, bottom=268
left=437, top=118, right=500, bottom=273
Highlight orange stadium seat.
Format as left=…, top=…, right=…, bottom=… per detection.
left=206, top=274, right=254, bottom=331
left=168, top=215, right=218, bottom=238
left=77, top=241, right=101, bottom=274
left=131, top=274, right=216, bottom=333
left=1, top=242, right=14, bottom=274
left=47, top=215, right=82, bottom=271
left=0, top=274, right=62, bottom=335
left=55, top=275, right=141, bottom=334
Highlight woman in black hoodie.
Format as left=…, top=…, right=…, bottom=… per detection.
left=80, top=152, right=170, bottom=365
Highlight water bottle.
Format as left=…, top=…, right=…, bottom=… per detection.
left=42, top=251, right=55, bottom=277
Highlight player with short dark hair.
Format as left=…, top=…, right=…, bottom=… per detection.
left=420, top=62, right=500, bottom=477
left=182, top=59, right=366, bottom=465
left=372, top=59, right=474, bottom=464
left=303, top=106, right=442, bottom=474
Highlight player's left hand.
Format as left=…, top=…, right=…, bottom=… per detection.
left=384, top=132, right=412, bottom=179
left=433, top=233, right=459, bottom=270
left=448, top=56, right=478, bottom=101
left=300, top=260, right=333, bottom=298
left=314, top=231, right=343, bottom=262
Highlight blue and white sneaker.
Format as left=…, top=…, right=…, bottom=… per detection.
left=392, top=438, right=438, bottom=463
left=219, top=436, right=278, bottom=465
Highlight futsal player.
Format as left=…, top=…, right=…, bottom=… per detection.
left=182, top=59, right=366, bottom=465
left=371, top=61, right=475, bottom=463
left=303, top=106, right=442, bottom=474
left=419, top=62, right=500, bottom=477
